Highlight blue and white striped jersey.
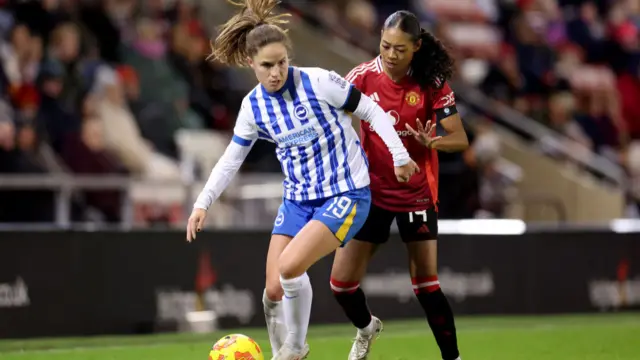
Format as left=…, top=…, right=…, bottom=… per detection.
left=232, top=66, right=369, bottom=201
left=193, top=66, right=409, bottom=210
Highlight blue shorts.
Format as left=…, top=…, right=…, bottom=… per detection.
left=272, top=187, right=371, bottom=246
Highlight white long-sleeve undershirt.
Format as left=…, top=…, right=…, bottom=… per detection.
left=193, top=142, right=252, bottom=210
left=352, top=92, right=410, bottom=167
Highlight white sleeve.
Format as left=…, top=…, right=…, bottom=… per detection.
left=315, top=69, right=410, bottom=166
left=193, top=104, right=257, bottom=210
left=354, top=94, right=411, bottom=167
left=231, top=101, right=259, bottom=145
left=315, top=69, right=354, bottom=109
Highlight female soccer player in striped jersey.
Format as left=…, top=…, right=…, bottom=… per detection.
left=329, top=10, right=469, bottom=360
left=185, top=1, right=419, bottom=359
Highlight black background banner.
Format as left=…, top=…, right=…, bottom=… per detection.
left=0, top=230, right=639, bottom=338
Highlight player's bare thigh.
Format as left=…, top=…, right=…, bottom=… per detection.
left=331, top=239, right=379, bottom=283
left=406, top=240, right=438, bottom=277
left=265, top=234, right=293, bottom=301
left=278, top=220, right=342, bottom=279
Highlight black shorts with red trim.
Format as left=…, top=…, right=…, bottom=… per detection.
left=354, top=203, right=438, bottom=244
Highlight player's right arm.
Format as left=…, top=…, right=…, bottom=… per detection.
left=187, top=102, right=258, bottom=241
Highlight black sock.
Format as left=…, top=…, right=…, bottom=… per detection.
left=332, top=286, right=372, bottom=329
left=415, top=288, right=460, bottom=360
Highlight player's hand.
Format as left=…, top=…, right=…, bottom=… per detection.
left=186, top=208, right=207, bottom=242
left=405, top=119, right=442, bottom=149
left=395, top=159, right=419, bottom=183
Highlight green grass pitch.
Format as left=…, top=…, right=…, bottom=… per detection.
left=1, top=313, right=638, bottom=359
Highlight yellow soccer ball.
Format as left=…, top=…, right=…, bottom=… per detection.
left=209, top=334, right=264, bottom=360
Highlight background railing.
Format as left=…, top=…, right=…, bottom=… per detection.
left=1, top=172, right=632, bottom=230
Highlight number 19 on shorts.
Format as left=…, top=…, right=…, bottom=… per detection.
left=325, top=196, right=353, bottom=218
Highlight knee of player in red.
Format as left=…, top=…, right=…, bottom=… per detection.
left=330, top=278, right=360, bottom=294
left=412, top=275, right=440, bottom=294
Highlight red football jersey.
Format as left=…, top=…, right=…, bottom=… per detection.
left=345, top=56, right=456, bottom=212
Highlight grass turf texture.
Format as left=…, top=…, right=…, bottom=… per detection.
left=0, top=313, right=638, bottom=359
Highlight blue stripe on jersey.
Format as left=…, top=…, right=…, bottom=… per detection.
left=275, top=95, right=295, bottom=132
left=356, top=139, right=369, bottom=168
left=263, top=95, right=282, bottom=135
left=286, top=70, right=308, bottom=125
left=250, top=89, right=271, bottom=139
left=297, top=146, right=311, bottom=200
left=300, top=71, right=340, bottom=195
left=311, top=138, right=325, bottom=198
left=329, top=106, right=356, bottom=191
left=283, top=146, right=299, bottom=195
left=232, top=135, right=252, bottom=146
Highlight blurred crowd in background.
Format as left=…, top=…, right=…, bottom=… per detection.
left=0, top=0, right=638, bottom=225
left=284, top=0, right=640, bottom=216
left=0, top=0, right=248, bottom=223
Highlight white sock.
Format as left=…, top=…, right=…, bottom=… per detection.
left=262, top=289, right=287, bottom=355
left=279, top=272, right=313, bottom=352
left=357, top=316, right=376, bottom=335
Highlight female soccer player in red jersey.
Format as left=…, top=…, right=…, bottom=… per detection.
left=329, top=10, right=469, bottom=360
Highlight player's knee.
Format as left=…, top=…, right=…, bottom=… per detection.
left=279, top=272, right=309, bottom=294
left=411, top=275, right=441, bottom=295
left=330, top=277, right=360, bottom=297
left=278, top=255, right=304, bottom=280
left=264, top=282, right=284, bottom=302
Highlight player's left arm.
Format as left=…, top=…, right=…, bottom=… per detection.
left=431, top=82, right=469, bottom=152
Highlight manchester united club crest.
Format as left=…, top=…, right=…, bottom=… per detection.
left=405, top=91, right=420, bottom=106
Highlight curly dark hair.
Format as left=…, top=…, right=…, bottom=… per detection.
left=383, top=11, right=455, bottom=89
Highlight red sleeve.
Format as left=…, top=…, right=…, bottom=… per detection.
left=431, top=81, right=456, bottom=109
left=344, top=65, right=366, bottom=92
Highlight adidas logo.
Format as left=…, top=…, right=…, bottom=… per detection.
left=370, top=92, right=380, bottom=102
left=417, top=224, right=429, bottom=234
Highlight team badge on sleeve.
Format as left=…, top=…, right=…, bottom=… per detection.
left=405, top=91, right=420, bottom=106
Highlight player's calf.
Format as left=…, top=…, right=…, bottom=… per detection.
left=280, top=272, right=313, bottom=352
left=412, top=276, right=461, bottom=360
left=263, top=289, right=287, bottom=355
left=330, top=278, right=374, bottom=331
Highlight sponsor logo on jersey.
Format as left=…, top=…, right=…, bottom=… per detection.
left=328, top=72, right=348, bottom=89
left=275, top=126, right=319, bottom=147
left=369, top=110, right=412, bottom=136
left=405, top=91, right=420, bottom=106
left=440, top=92, right=455, bottom=107
left=387, top=110, right=400, bottom=125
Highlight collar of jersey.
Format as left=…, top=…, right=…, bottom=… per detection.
left=377, top=56, right=414, bottom=88
left=261, top=66, right=295, bottom=97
